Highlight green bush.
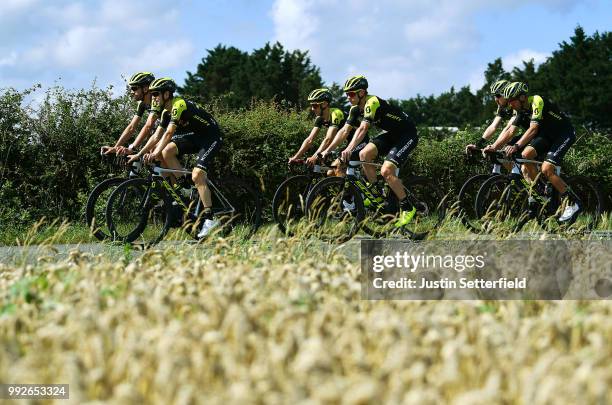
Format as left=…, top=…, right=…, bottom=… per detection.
left=0, top=85, right=610, bottom=229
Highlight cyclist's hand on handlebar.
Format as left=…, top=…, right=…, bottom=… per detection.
left=465, top=144, right=478, bottom=154
left=115, top=145, right=131, bottom=156
left=481, top=144, right=496, bottom=158
left=127, top=154, right=140, bottom=164
left=305, top=155, right=318, bottom=167
left=503, top=144, right=519, bottom=158
left=341, top=148, right=351, bottom=164
left=101, top=145, right=115, bottom=155
left=288, top=156, right=300, bottom=165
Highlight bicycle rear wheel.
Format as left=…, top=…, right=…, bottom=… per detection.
left=457, top=173, right=492, bottom=233
left=85, top=177, right=125, bottom=240
left=106, top=178, right=171, bottom=245
left=214, top=177, right=262, bottom=238
left=272, top=174, right=314, bottom=235
left=559, top=175, right=605, bottom=231
left=397, top=176, right=447, bottom=240
left=475, top=175, right=529, bottom=233
left=305, top=176, right=364, bottom=243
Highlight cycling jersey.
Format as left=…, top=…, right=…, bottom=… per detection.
left=170, top=97, right=220, bottom=134
left=314, top=108, right=345, bottom=129
left=347, top=95, right=415, bottom=133
left=512, top=95, right=572, bottom=137
left=135, top=100, right=151, bottom=118
left=495, top=105, right=513, bottom=120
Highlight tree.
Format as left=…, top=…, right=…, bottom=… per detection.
left=182, top=42, right=323, bottom=109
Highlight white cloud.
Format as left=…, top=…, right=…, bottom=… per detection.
left=0, top=52, right=18, bottom=67
left=271, top=0, right=585, bottom=98
left=503, top=49, right=550, bottom=71
left=0, top=0, right=193, bottom=92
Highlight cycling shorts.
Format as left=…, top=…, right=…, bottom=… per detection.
left=171, top=130, right=222, bottom=172
left=371, top=129, right=418, bottom=168
left=527, top=126, right=575, bottom=165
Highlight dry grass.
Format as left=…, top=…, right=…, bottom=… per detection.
left=0, top=233, right=610, bottom=404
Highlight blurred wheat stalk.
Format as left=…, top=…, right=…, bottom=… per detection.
left=0, top=230, right=610, bottom=405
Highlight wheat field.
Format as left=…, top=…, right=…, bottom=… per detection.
left=0, top=231, right=610, bottom=404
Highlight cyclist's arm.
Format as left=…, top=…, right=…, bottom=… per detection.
left=113, top=115, right=140, bottom=148
left=346, top=121, right=369, bottom=151
left=312, top=126, right=339, bottom=156
left=291, top=127, right=320, bottom=160
left=151, top=122, right=177, bottom=157
left=514, top=122, right=539, bottom=149
left=481, top=116, right=503, bottom=141
left=129, top=112, right=157, bottom=150
left=323, top=124, right=352, bottom=154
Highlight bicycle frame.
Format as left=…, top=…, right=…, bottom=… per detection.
left=152, top=166, right=237, bottom=219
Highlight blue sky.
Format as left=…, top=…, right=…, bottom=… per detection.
left=1, top=0, right=610, bottom=99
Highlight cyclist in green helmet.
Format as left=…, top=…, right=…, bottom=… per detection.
left=466, top=79, right=517, bottom=154
left=501, top=81, right=581, bottom=223
left=101, top=72, right=158, bottom=155
left=289, top=88, right=345, bottom=168
left=340, top=75, right=419, bottom=228
left=128, top=77, right=223, bottom=238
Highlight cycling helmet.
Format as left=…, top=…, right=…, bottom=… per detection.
left=490, top=79, right=509, bottom=95
left=149, top=77, right=177, bottom=93
left=307, top=88, right=332, bottom=103
left=343, top=75, right=368, bottom=92
left=128, top=72, right=155, bottom=87
left=503, top=82, right=529, bottom=99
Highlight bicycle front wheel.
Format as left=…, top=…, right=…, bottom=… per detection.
left=457, top=173, right=492, bottom=233
left=272, top=174, right=315, bottom=235
left=305, top=176, right=364, bottom=243
left=85, top=177, right=125, bottom=241
left=106, top=178, right=171, bottom=245
left=475, top=175, right=529, bottom=233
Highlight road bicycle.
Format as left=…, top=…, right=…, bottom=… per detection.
left=105, top=164, right=262, bottom=246
left=272, top=157, right=338, bottom=235
left=474, top=151, right=605, bottom=233
left=85, top=154, right=145, bottom=240
left=305, top=159, right=446, bottom=243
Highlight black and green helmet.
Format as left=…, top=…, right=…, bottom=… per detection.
left=503, top=81, right=529, bottom=99
left=149, top=77, right=177, bottom=93
left=128, top=72, right=155, bottom=87
left=343, top=75, right=368, bottom=92
left=307, top=88, right=332, bottom=103
left=490, top=79, right=509, bottom=95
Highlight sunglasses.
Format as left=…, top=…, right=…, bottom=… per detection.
left=151, top=91, right=161, bottom=97
left=129, top=85, right=141, bottom=91
left=310, top=103, right=322, bottom=107
left=494, top=93, right=503, bottom=98
left=345, top=91, right=359, bottom=97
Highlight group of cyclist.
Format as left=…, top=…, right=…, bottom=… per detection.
left=101, top=71, right=582, bottom=239
left=101, top=73, right=222, bottom=238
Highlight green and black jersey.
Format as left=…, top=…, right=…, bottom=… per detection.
left=314, top=108, right=345, bottom=129
left=135, top=101, right=151, bottom=118
left=512, top=95, right=571, bottom=137
left=495, top=105, right=514, bottom=120
left=347, top=95, right=415, bottom=133
left=168, top=97, right=219, bottom=134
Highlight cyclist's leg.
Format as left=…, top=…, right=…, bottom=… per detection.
left=341, top=137, right=369, bottom=177
left=381, top=130, right=418, bottom=201
left=521, top=136, right=549, bottom=182
left=192, top=135, right=222, bottom=209
left=542, top=128, right=575, bottom=194
left=366, top=132, right=394, bottom=183
left=167, top=133, right=200, bottom=184
left=359, top=144, right=379, bottom=184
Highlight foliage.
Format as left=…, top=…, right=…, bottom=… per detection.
left=182, top=42, right=323, bottom=109
left=1, top=84, right=609, bottom=229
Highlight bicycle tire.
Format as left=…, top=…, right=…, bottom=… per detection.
left=272, top=174, right=315, bottom=235
left=305, top=176, right=364, bottom=243
left=214, top=177, right=263, bottom=238
left=457, top=173, right=492, bottom=233
left=399, top=176, right=448, bottom=240
left=561, top=175, right=605, bottom=231
left=85, top=177, right=125, bottom=240
left=106, top=178, right=171, bottom=245
left=475, top=174, right=529, bottom=233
